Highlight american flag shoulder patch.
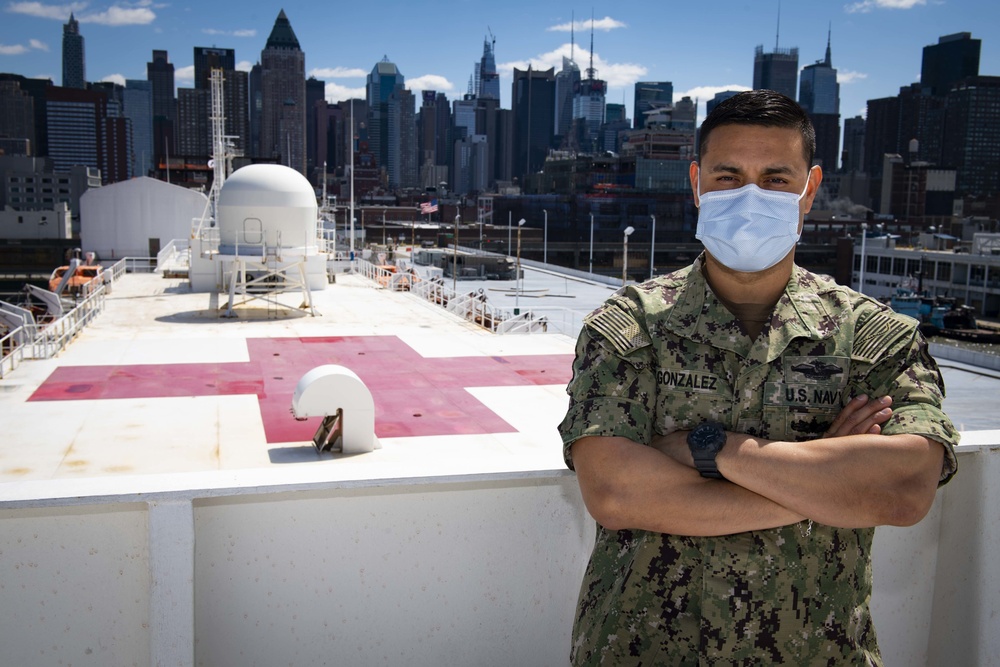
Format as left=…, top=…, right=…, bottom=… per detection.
left=852, top=310, right=913, bottom=363
left=585, top=306, right=651, bottom=357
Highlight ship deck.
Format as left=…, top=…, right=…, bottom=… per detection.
left=1, top=263, right=998, bottom=666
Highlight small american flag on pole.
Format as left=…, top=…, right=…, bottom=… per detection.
left=420, top=199, right=439, bottom=214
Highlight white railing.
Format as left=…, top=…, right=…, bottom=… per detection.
left=156, top=239, right=191, bottom=273
left=0, top=325, right=25, bottom=378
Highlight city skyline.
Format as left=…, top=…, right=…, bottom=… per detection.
left=1, top=1, right=998, bottom=125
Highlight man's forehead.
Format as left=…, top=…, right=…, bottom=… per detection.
left=701, top=124, right=808, bottom=169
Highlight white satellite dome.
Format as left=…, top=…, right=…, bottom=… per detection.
left=217, top=164, right=318, bottom=256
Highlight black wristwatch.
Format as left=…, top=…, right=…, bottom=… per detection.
left=687, top=421, right=727, bottom=479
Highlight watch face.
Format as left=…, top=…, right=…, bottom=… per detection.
left=689, top=422, right=726, bottom=452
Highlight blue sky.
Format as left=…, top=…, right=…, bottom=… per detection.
left=1, top=0, right=998, bottom=124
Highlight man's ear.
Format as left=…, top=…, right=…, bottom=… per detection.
left=802, top=165, right=824, bottom=213
left=689, top=161, right=700, bottom=207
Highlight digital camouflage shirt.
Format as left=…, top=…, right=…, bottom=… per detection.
left=558, top=257, right=959, bottom=666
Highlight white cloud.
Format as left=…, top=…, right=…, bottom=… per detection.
left=837, top=70, right=868, bottom=84
left=29, top=38, right=48, bottom=50
left=406, top=74, right=455, bottom=95
left=79, top=6, right=156, bottom=25
left=0, top=43, right=29, bottom=55
left=499, top=44, right=647, bottom=89
left=202, top=28, right=256, bottom=37
left=324, top=82, right=365, bottom=104
left=309, top=66, right=367, bottom=79
left=6, top=1, right=87, bottom=20
left=236, top=60, right=253, bottom=72
left=547, top=16, right=627, bottom=32
left=845, top=0, right=926, bottom=13
left=100, top=73, right=126, bottom=86
left=175, top=64, right=194, bottom=85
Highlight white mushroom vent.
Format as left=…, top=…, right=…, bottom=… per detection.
left=291, top=365, right=380, bottom=454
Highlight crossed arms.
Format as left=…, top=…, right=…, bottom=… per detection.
left=570, top=395, right=946, bottom=536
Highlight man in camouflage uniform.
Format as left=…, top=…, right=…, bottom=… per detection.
left=558, top=90, right=958, bottom=666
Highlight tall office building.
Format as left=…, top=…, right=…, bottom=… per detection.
left=387, top=87, right=417, bottom=188
left=921, top=32, right=981, bottom=96
left=633, top=82, right=672, bottom=129
left=44, top=85, right=133, bottom=185
left=176, top=87, right=210, bottom=157
left=306, top=77, right=326, bottom=182
left=0, top=78, right=36, bottom=155
left=706, top=91, right=741, bottom=117
left=753, top=44, right=798, bottom=100
left=572, top=29, right=607, bottom=153
left=554, top=56, right=581, bottom=144
left=511, top=66, right=555, bottom=183
left=62, top=13, right=85, bottom=89
left=260, top=10, right=306, bottom=175
left=367, top=57, right=405, bottom=182
left=799, top=30, right=841, bottom=170
left=477, top=35, right=500, bottom=100
left=194, top=47, right=236, bottom=90
left=123, top=80, right=153, bottom=177
left=147, top=50, right=176, bottom=168
left=942, top=76, right=1000, bottom=199
left=841, top=115, right=865, bottom=174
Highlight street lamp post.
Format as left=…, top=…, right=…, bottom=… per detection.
left=859, top=222, right=868, bottom=294
left=382, top=208, right=387, bottom=246
left=453, top=213, right=461, bottom=293
left=589, top=213, right=594, bottom=274
left=623, top=226, right=635, bottom=285
left=507, top=211, right=512, bottom=258
left=516, top=218, right=526, bottom=314
left=649, top=214, right=656, bottom=279
left=543, top=209, right=548, bottom=264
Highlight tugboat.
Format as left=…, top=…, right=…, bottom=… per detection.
left=889, top=277, right=1000, bottom=344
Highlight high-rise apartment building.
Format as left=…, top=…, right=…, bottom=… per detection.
left=176, top=88, right=210, bottom=157
left=753, top=44, right=798, bottom=100
left=306, top=76, right=326, bottom=183
left=921, top=32, right=981, bottom=96
left=633, top=82, right=672, bottom=129
left=61, top=14, right=85, bottom=90
left=260, top=10, right=306, bottom=175
left=942, top=76, right=1000, bottom=199
left=706, top=91, right=741, bottom=116
left=511, top=67, right=555, bottom=183
left=367, top=57, right=405, bottom=182
left=799, top=31, right=841, bottom=170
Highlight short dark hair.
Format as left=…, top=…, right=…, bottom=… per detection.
left=697, top=90, right=816, bottom=168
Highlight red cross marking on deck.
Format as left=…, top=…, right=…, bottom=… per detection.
left=28, top=335, right=574, bottom=443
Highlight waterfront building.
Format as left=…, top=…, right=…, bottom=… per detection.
left=61, top=13, right=85, bottom=90
left=260, top=10, right=306, bottom=175
left=753, top=44, right=798, bottom=100
left=633, top=81, right=672, bottom=130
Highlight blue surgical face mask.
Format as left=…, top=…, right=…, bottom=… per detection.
left=695, top=167, right=812, bottom=273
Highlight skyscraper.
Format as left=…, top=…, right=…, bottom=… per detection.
left=633, top=82, right=672, bottom=129
left=511, top=67, right=555, bottom=183
left=554, top=56, right=580, bottom=145
left=0, top=78, right=36, bottom=155
left=194, top=47, right=236, bottom=90
left=477, top=34, right=500, bottom=100
left=123, top=80, right=153, bottom=177
left=799, top=29, right=841, bottom=170
left=306, top=76, right=326, bottom=182
left=572, top=25, right=607, bottom=153
left=62, top=13, right=85, bottom=89
left=387, top=87, right=417, bottom=188
left=841, top=115, right=865, bottom=174
left=366, top=57, right=405, bottom=181
left=753, top=45, right=798, bottom=100
left=147, top=50, right=176, bottom=168
left=260, top=10, right=306, bottom=175
left=942, top=76, right=1000, bottom=199
left=921, top=32, right=981, bottom=96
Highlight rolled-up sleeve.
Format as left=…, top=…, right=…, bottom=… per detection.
left=558, top=303, right=656, bottom=470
